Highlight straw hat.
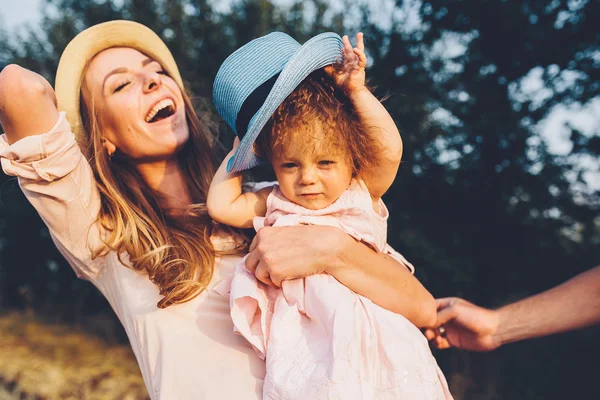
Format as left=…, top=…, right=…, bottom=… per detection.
left=55, top=20, right=183, bottom=142
left=212, top=32, right=343, bottom=173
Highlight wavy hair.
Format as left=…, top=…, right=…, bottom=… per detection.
left=80, top=78, right=243, bottom=309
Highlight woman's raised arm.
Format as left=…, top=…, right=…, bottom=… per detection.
left=0, top=65, right=105, bottom=280
left=0, top=65, right=59, bottom=143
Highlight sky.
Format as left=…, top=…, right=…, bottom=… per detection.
left=0, top=0, right=42, bottom=30
left=1, top=0, right=598, bottom=190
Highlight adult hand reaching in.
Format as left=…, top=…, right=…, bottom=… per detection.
left=424, top=298, right=501, bottom=352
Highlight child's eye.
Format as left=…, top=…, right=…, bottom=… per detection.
left=113, top=81, right=130, bottom=93
left=282, top=162, right=297, bottom=169
left=157, top=70, right=167, bottom=75
left=319, top=160, right=335, bottom=166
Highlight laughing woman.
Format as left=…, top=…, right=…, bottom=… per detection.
left=0, top=21, right=436, bottom=399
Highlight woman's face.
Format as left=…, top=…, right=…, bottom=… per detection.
left=83, top=47, right=189, bottom=162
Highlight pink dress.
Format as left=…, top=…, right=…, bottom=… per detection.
left=222, top=181, right=453, bottom=399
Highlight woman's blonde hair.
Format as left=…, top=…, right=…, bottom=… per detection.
left=80, top=76, right=242, bottom=309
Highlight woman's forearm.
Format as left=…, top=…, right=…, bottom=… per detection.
left=326, top=233, right=437, bottom=328
left=246, top=225, right=437, bottom=327
left=493, top=265, right=600, bottom=346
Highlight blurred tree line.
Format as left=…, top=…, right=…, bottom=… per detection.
left=0, top=0, right=598, bottom=398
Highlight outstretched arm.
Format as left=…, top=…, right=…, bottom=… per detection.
left=328, top=33, right=403, bottom=199
left=207, top=139, right=271, bottom=228
left=0, top=65, right=59, bottom=142
left=0, top=64, right=105, bottom=280
left=425, top=265, right=600, bottom=351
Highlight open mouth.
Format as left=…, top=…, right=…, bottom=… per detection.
left=145, top=98, right=176, bottom=123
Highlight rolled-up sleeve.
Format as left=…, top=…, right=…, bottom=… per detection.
left=0, top=112, right=106, bottom=279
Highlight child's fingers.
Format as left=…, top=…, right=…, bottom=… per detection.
left=356, top=32, right=365, bottom=52
left=342, top=35, right=355, bottom=59
left=353, top=47, right=367, bottom=68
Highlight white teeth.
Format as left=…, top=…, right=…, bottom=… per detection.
left=145, top=98, right=175, bottom=122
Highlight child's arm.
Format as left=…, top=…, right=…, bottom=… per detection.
left=207, top=139, right=271, bottom=228
left=329, top=33, right=403, bottom=200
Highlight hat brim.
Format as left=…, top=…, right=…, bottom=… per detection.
left=227, top=32, right=343, bottom=173
left=55, top=20, right=183, bottom=143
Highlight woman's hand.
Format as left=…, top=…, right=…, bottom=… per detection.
left=244, top=225, right=340, bottom=286
left=0, top=64, right=59, bottom=143
left=325, top=33, right=367, bottom=96
left=245, top=225, right=437, bottom=327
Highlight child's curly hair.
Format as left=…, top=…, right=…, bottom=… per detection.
left=255, top=69, right=381, bottom=178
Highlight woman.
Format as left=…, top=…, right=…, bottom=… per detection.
left=0, top=21, right=436, bottom=399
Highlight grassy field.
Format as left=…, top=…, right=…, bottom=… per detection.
left=0, top=313, right=148, bottom=399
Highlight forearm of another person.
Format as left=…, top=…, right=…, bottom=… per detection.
left=427, top=265, right=600, bottom=351
left=494, top=265, right=600, bottom=346
left=247, top=225, right=437, bottom=328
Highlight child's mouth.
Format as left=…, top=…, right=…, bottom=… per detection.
left=300, top=193, right=321, bottom=199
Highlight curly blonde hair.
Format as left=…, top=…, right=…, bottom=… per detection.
left=256, top=69, right=380, bottom=177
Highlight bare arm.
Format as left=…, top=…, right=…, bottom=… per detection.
left=349, top=86, right=402, bottom=199
left=425, top=265, right=600, bottom=351
left=330, top=34, right=402, bottom=199
left=0, top=65, right=59, bottom=142
left=207, top=142, right=271, bottom=228
left=245, top=225, right=437, bottom=328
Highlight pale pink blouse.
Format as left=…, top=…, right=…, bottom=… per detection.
left=0, top=113, right=265, bottom=399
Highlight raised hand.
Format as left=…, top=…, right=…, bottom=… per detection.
left=326, top=32, right=367, bottom=95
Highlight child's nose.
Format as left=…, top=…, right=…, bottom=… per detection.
left=299, top=167, right=317, bottom=185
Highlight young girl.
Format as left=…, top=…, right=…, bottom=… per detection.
left=208, top=32, right=452, bottom=399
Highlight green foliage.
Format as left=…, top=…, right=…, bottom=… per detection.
left=0, top=0, right=598, bottom=398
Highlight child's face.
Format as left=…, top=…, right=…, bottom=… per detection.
left=271, top=128, right=353, bottom=210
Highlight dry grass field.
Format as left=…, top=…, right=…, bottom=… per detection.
left=0, top=313, right=148, bottom=400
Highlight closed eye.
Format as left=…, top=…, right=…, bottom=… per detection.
left=282, top=162, right=297, bottom=169
left=114, top=81, right=130, bottom=93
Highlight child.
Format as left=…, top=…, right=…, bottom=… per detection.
left=209, top=32, right=453, bottom=399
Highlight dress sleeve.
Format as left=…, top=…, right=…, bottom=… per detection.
left=0, top=112, right=106, bottom=279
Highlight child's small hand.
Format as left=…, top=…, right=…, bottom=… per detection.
left=326, top=32, right=367, bottom=95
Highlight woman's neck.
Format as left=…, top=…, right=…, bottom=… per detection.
left=136, top=159, right=192, bottom=212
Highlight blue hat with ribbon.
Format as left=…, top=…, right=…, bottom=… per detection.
left=213, top=32, right=343, bottom=172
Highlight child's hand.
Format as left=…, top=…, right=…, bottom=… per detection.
left=326, top=32, right=367, bottom=95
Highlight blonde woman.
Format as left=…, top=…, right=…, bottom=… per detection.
left=0, top=21, right=436, bottom=399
